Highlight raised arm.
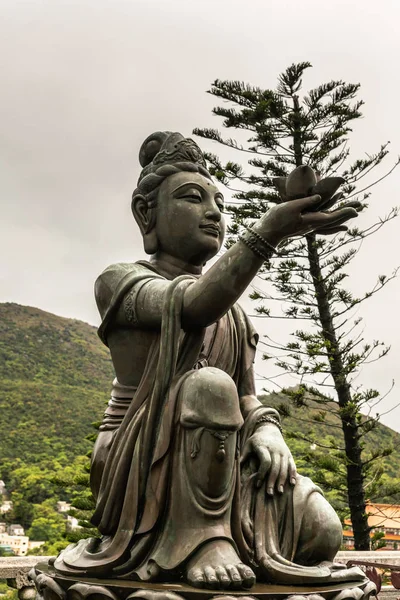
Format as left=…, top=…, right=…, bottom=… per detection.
left=126, top=194, right=357, bottom=329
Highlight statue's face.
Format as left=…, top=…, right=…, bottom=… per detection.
left=154, top=171, right=226, bottom=265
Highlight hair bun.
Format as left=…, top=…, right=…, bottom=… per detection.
left=139, top=131, right=172, bottom=168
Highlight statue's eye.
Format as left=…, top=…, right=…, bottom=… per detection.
left=217, top=203, right=224, bottom=212
left=183, top=194, right=202, bottom=203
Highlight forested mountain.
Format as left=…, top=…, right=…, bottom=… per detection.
left=1, top=302, right=400, bottom=473
left=263, top=391, right=400, bottom=481
left=0, top=302, right=113, bottom=470
left=0, top=302, right=399, bottom=528
left=262, top=390, right=400, bottom=515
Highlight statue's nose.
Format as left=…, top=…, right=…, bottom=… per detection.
left=205, top=205, right=222, bottom=221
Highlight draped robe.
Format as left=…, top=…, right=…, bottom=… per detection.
left=54, top=262, right=343, bottom=585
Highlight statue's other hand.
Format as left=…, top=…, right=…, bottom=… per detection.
left=241, top=426, right=297, bottom=495
left=255, top=195, right=359, bottom=247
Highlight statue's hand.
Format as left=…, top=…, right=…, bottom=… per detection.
left=255, top=194, right=359, bottom=247
left=241, top=424, right=297, bottom=495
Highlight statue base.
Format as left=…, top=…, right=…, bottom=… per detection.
left=29, top=562, right=377, bottom=600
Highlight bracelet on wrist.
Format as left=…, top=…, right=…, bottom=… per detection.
left=255, top=414, right=282, bottom=433
left=239, top=228, right=277, bottom=262
left=248, top=228, right=277, bottom=253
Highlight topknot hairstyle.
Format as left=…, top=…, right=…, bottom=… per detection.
left=132, top=131, right=212, bottom=210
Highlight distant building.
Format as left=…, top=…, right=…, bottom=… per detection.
left=0, top=522, right=6, bottom=534
left=8, top=524, right=24, bottom=536
left=0, top=533, right=28, bottom=556
left=28, top=540, right=45, bottom=552
left=344, top=503, right=400, bottom=550
left=56, top=501, right=71, bottom=513
left=0, top=500, right=12, bottom=513
left=56, top=501, right=81, bottom=530
left=66, top=515, right=81, bottom=531
left=0, top=544, right=13, bottom=556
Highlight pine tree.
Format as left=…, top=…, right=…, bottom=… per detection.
left=194, top=62, right=399, bottom=550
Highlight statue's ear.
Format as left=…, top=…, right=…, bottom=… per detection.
left=131, top=194, right=158, bottom=255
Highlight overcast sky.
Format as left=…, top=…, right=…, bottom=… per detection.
left=1, top=0, right=400, bottom=429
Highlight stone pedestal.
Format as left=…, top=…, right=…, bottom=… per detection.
left=29, top=563, right=377, bottom=600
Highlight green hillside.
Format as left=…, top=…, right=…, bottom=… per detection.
left=1, top=301, right=399, bottom=514
left=260, top=390, right=400, bottom=515
left=0, top=302, right=114, bottom=468
left=261, top=391, right=400, bottom=479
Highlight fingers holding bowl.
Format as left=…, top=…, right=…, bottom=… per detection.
left=315, top=225, right=349, bottom=236
left=301, top=206, right=359, bottom=233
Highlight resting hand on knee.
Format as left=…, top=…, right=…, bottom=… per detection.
left=241, top=425, right=297, bottom=495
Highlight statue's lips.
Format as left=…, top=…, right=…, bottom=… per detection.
left=199, top=224, right=220, bottom=237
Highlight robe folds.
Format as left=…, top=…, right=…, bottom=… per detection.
left=54, top=262, right=335, bottom=585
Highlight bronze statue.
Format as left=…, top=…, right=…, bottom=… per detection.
left=54, top=132, right=365, bottom=591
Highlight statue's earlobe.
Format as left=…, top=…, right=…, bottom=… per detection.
left=131, top=195, right=158, bottom=255
left=143, top=229, right=158, bottom=255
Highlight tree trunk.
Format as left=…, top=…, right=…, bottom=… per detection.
left=306, top=234, right=370, bottom=550
left=290, top=93, right=370, bottom=549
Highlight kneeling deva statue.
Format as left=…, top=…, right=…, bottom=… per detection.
left=54, top=132, right=366, bottom=591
